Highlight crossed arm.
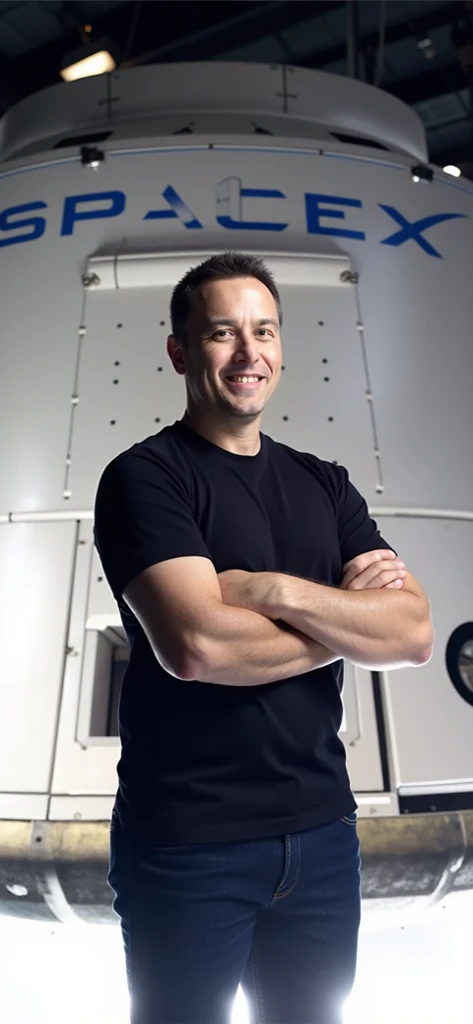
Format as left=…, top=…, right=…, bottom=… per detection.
left=275, top=573, right=433, bottom=668
left=216, top=551, right=434, bottom=675
left=124, top=551, right=434, bottom=686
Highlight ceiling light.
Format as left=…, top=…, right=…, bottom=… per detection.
left=416, top=32, right=436, bottom=58
left=60, top=38, right=118, bottom=82
left=443, top=164, right=462, bottom=178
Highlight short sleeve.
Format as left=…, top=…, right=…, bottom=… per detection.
left=336, top=466, right=397, bottom=564
left=94, top=450, right=212, bottom=600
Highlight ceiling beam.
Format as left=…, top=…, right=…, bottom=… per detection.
left=301, top=1, right=463, bottom=77
left=386, top=61, right=472, bottom=105
left=122, top=1, right=343, bottom=67
left=429, top=137, right=473, bottom=167
left=0, top=0, right=341, bottom=115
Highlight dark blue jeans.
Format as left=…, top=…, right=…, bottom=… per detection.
left=108, top=810, right=361, bottom=1024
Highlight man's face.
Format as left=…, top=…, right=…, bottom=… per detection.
left=172, top=276, right=282, bottom=421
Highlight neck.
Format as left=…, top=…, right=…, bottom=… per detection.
left=181, top=409, right=261, bottom=456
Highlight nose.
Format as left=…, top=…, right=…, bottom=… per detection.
left=234, top=331, right=260, bottom=363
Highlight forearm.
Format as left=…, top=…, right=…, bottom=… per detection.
left=186, top=602, right=340, bottom=686
left=269, top=577, right=433, bottom=670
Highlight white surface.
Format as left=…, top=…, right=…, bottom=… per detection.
left=0, top=890, right=471, bottom=1023
left=87, top=250, right=352, bottom=289
left=0, top=63, right=427, bottom=163
left=378, top=517, right=473, bottom=786
left=0, top=521, right=76, bottom=791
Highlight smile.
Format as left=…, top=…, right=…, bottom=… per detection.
left=224, top=376, right=265, bottom=390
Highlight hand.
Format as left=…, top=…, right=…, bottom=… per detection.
left=340, top=549, right=407, bottom=590
left=217, top=569, right=278, bottom=617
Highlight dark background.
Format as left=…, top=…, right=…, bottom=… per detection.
left=0, top=0, right=472, bottom=178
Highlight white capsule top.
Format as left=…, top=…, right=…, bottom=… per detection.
left=0, top=61, right=427, bottom=164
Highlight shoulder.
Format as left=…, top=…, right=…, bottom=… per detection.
left=96, top=425, right=191, bottom=498
left=264, top=434, right=347, bottom=500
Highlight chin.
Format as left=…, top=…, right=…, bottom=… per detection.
left=229, top=402, right=266, bottom=418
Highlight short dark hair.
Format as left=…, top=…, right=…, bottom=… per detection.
left=170, top=251, right=282, bottom=342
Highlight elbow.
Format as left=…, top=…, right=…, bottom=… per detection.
left=156, top=618, right=229, bottom=680
left=411, top=623, right=435, bottom=666
left=173, top=638, right=215, bottom=682
left=150, top=640, right=202, bottom=681
left=177, top=655, right=203, bottom=681
left=180, top=639, right=229, bottom=683
left=412, top=645, right=433, bottom=666
left=159, top=627, right=225, bottom=680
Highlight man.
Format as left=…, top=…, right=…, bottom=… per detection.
left=94, top=251, right=433, bottom=1024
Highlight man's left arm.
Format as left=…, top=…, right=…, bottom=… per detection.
left=267, top=460, right=434, bottom=669
left=284, top=463, right=434, bottom=670
left=219, top=463, right=434, bottom=671
left=261, top=570, right=434, bottom=670
left=269, top=460, right=434, bottom=669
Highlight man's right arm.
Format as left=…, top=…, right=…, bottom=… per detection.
left=124, top=555, right=339, bottom=686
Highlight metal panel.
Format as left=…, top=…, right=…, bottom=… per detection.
left=0, top=204, right=84, bottom=512
left=1, top=63, right=427, bottom=162
left=355, top=792, right=398, bottom=817
left=69, top=273, right=379, bottom=504
left=343, top=664, right=385, bottom=792
left=87, top=548, right=122, bottom=630
left=49, top=795, right=115, bottom=821
left=377, top=516, right=473, bottom=787
left=0, top=794, right=48, bottom=819
left=68, top=287, right=185, bottom=505
left=87, top=250, right=351, bottom=289
left=355, top=187, right=473, bottom=512
left=50, top=520, right=120, bottom=796
left=0, top=520, right=76, bottom=790
left=264, top=280, right=380, bottom=490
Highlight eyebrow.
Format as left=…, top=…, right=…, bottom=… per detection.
left=204, top=317, right=279, bottom=329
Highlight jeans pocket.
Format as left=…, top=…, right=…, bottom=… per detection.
left=340, top=811, right=358, bottom=826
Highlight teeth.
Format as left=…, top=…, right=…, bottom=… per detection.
left=228, top=376, right=260, bottom=383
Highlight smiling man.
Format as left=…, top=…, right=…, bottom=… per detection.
left=94, top=251, right=433, bottom=1024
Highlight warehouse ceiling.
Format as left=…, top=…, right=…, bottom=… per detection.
left=0, top=0, right=472, bottom=178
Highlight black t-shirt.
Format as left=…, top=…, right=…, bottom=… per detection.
left=94, top=420, right=394, bottom=844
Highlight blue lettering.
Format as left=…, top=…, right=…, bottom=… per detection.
left=144, top=186, right=202, bottom=229
left=1, top=185, right=466, bottom=258
left=379, top=205, right=467, bottom=259
left=0, top=201, right=47, bottom=248
left=61, top=191, right=125, bottom=236
left=305, top=193, right=365, bottom=240
left=216, top=177, right=288, bottom=231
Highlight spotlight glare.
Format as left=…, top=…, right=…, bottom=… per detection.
left=61, top=49, right=116, bottom=82
left=60, top=38, right=118, bottom=82
left=410, top=163, right=433, bottom=184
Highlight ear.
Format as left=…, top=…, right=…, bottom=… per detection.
left=167, top=335, right=187, bottom=376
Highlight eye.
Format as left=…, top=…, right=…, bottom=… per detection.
left=214, top=329, right=232, bottom=339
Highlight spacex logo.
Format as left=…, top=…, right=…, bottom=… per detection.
left=0, top=175, right=467, bottom=259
